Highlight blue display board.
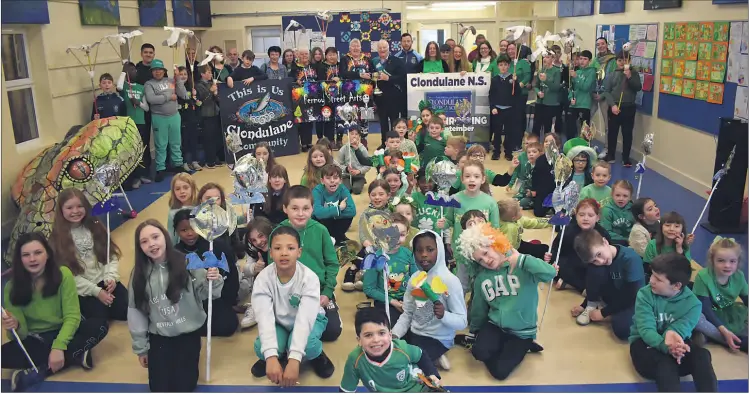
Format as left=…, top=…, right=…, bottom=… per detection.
left=559, top=0, right=594, bottom=17
left=599, top=0, right=626, bottom=14
left=597, top=24, right=658, bottom=115
left=1, top=0, right=50, bottom=24
left=281, top=11, right=402, bottom=56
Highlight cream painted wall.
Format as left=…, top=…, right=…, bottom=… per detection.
left=554, top=0, right=748, bottom=198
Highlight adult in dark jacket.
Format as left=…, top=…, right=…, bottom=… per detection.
left=340, top=39, right=375, bottom=147
left=135, top=43, right=156, bottom=181
left=290, top=48, right=319, bottom=152
left=372, top=40, right=406, bottom=148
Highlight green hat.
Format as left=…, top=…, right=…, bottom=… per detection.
left=563, top=137, right=597, bottom=169
left=150, top=59, right=167, bottom=70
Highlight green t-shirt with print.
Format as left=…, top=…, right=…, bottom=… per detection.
left=122, top=82, right=146, bottom=124
left=692, top=268, right=748, bottom=334
left=340, top=339, right=427, bottom=393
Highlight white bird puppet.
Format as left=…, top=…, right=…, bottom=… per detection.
left=457, top=23, right=477, bottom=46
left=66, top=41, right=102, bottom=111
left=316, top=11, right=333, bottom=36
left=163, top=26, right=194, bottom=48
left=505, top=25, right=533, bottom=41
left=530, top=31, right=561, bottom=62
left=200, top=50, right=224, bottom=66
left=104, top=29, right=143, bottom=64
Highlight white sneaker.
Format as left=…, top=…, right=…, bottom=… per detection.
left=437, top=355, right=451, bottom=370
left=191, top=161, right=203, bottom=171
left=131, top=179, right=141, bottom=189
left=576, top=306, right=596, bottom=326
left=140, top=176, right=153, bottom=184
left=598, top=148, right=608, bottom=159
left=241, top=304, right=257, bottom=328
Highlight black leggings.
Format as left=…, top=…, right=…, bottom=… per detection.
left=299, top=123, right=314, bottom=147
left=532, top=104, right=560, bottom=137
left=315, top=121, right=335, bottom=141
left=566, top=107, right=590, bottom=141
left=607, top=105, right=636, bottom=161
left=321, top=297, right=343, bottom=342
left=585, top=265, right=635, bottom=340
left=1, top=317, right=109, bottom=371
left=316, top=217, right=354, bottom=245
left=556, top=256, right=587, bottom=292
left=148, top=330, right=201, bottom=392
left=79, top=281, right=128, bottom=321
left=471, top=321, right=535, bottom=380
left=406, top=331, right=449, bottom=363
left=518, top=240, right=548, bottom=260
left=491, top=107, right=517, bottom=156
left=201, top=115, right=222, bottom=166
left=630, top=338, right=717, bottom=392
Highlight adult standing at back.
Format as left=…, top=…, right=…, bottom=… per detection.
left=373, top=40, right=406, bottom=149
left=135, top=43, right=156, bottom=184
left=340, top=39, right=375, bottom=147
left=395, top=33, right=423, bottom=75
left=468, top=34, right=487, bottom=62
left=592, top=37, right=616, bottom=158
left=226, top=48, right=240, bottom=72
left=415, top=41, right=450, bottom=73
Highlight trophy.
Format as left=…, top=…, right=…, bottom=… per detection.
left=373, top=72, right=382, bottom=96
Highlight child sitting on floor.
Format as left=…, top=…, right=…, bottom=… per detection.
left=579, top=161, right=612, bottom=206
left=498, top=199, right=551, bottom=259
left=600, top=180, right=635, bottom=245
left=251, top=226, right=335, bottom=385
left=457, top=223, right=553, bottom=380
left=643, top=211, right=694, bottom=272
left=629, top=253, right=717, bottom=392
left=444, top=136, right=467, bottom=163
left=561, top=137, right=596, bottom=192
left=628, top=197, right=661, bottom=257
left=340, top=307, right=441, bottom=393
left=312, top=164, right=356, bottom=246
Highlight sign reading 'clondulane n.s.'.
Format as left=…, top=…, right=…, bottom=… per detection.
left=407, top=72, right=491, bottom=147
left=219, top=79, right=300, bottom=158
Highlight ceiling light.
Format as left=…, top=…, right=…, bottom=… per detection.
left=406, top=5, right=429, bottom=9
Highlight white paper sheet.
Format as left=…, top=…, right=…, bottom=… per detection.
left=629, top=25, right=639, bottom=41
left=646, top=25, right=658, bottom=41
left=734, top=85, right=749, bottom=120
left=636, top=25, right=648, bottom=40
left=742, top=21, right=749, bottom=55
left=728, top=22, right=743, bottom=83
left=739, top=54, right=748, bottom=86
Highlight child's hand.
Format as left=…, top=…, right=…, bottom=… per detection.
left=363, top=240, right=373, bottom=248
left=254, top=256, right=266, bottom=273
left=611, top=105, right=620, bottom=115
left=390, top=299, right=404, bottom=313
left=320, top=295, right=330, bottom=308
left=539, top=73, right=547, bottom=81
left=570, top=98, right=576, bottom=106
left=537, top=91, right=545, bottom=98
left=227, top=79, right=234, bottom=88
left=674, top=233, right=685, bottom=253
left=243, top=77, right=254, bottom=86
left=281, top=358, right=300, bottom=387
left=171, top=94, right=178, bottom=101
left=94, top=114, right=101, bottom=120
left=571, top=305, right=584, bottom=317
left=685, top=233, right=695, bottom=246
left=624, top=69, right=632, bottom=79
left=664, top=330, right=686, bottom=351
left=2, top=310, right=18, bottom=330
left=433, top=302, right=445, bottom=319
left=339, top=199, right=347, bottom=211
left=266, top=357, right=283, bottom=385
left=436, top=218, right=446, bottom=229
left=49, top=349, right=65, bottom=373
left=350, top=168, right=360, bottom=176
left=492, top=108, right=498, bottom=115
left=569, top=70, right=577, bottom=78
left=206, top=267, right=220, bottom=281
left=210, top=84, right=218, bottom=93
left=97, top=289, right=115, bottom=306
left=130, top=97, right=140, bottom=107
left=138, top=354, right=148, bottom=368
left=543, top=252, right=552, bottom=263
left=512, top=74, right=517, bottom=81
left=720, top=326, right=742, bottom=351
left=105, top=279, right=116, bottom=293
left=505, top=185, right=513, bottom=192
left=511, top=157, right=520, bottom=168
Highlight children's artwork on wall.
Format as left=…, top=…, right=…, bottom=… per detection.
left=682, top=79, right=696, bottom=98
left=79, top=0, right=120, bottom=26
left=673, top=60, right=685, bottom=77
left=663, top=41, right=675, bottom=58
left=686, top=23, right=700, bottom=40
left=685, top=42, right=698, bottom=60
left=1, top=0, right=50, bottom=24
left=138, top=0, right=167, bottom=27
left=698, top=42, right=712, bottom=60
left=672, top=78, right=683, bottom=95
left=712, top=42, right=728, bottom=61
left=697, top=60, right=711, bottom=80
left=684, top=60, right=697, bottom=78
left=664, top=23, right=675, bottom=40
left=695, top=80, right=710, bottom=100
left=675, top=23, right=687, bottom=40
left=714, top=22, right=730, bottom=41
left=661, top=58, right=673, bottom=75
left=711, top=62, right=727, bottom=82
left=708, top=82, right=725, bottom=103
left=700, top=22, right=715, bottom=41
left=660, top=76, right=673, bottom=93
left=675, top=42, right=686, bottom=58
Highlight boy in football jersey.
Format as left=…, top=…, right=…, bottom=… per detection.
left=340, top=307, right=442, bottom=393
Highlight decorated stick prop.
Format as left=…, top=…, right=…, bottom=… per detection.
left=66, top=41, right=103, bottom=116
left=558, top=29, right=580, bottom=90
left=505, top=25, right=532, bottom=95
left=315, top=11, right=333, bottom=37
left=425, top=159, right=460, bottom=238
left=188, top=198, right=237, bottom=382
left=635, top=133, right=654, bottom=199
left=618, top=41, right=636, bottom=108
left=692, top=147, right=735, bottom=235
left=360, top=210, right=402, bottom=323
left=285, top=19, right=308, bottom=50
left=163, top=27, right=195, bottom=69
left=457, top=23, right=477, bottom=47
left=229, top=154, right=268, bottom=223
left=337, top=103, right=358, bottom=184
left=1, top=308, right=39, bottom=373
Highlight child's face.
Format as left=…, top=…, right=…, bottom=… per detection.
left=498, top=61, right=509, bottom=74
left=255, top=147, right=270, bottom=164
left=395, top=204, right=414, bottom=224
left=587, top=240, right=614, bottom=266
left=662, top=222, right=683, bottom=240
left=358, top=322, right=392, bottom=357
left=612, top=186, right=631, bottom=208
left=394, top=122, right=408, bottom=138
left=543, top=135, right=556, bottom=149
left=152, top=69, right=165, bottom=79
left=466, top=215, right=486, bottom=229
left=176, top=219, right=199, bottom=246
left=174, top=180, right=193, bottom=205
left=139, top=225, right=167, bottom=262
left=242, top=56, right=253, bottom=67
left=414, top=235, right=438, bottom=272
left=591, top=167, right=611, bottom=187
left=100, top=78, right=114, bottom=92
left=578, top=57, right=590, bottom=67
left=348, top=131, right=361, bottom=146
left=576, top=206, right=599, bottom=230
left=386, top=137, right=402, bottom=152
left=438, top=114, right=447, bottom=122
left=572, top=154, right=588, bottom=173
left=178, top=70, right=188, bottom=82
left=458, top=155, right=468, bottom=170
left=713, top=249, right=740, bottom=277
left=20, top=241, right=47, bottom=277
left=649, top=271, right=681, bottom=297
left=526, top=147, right=540, bottom=163
left=249, top=229, right=269, bottom=252
left=201, top=69, right=212, bottom=80
left=325, top=51, right=338, bottom=64
left=311, top=150, right=327, bottom=168
left=62, top=196, right=86, bottom=224
left=420, top=110, right=432, bottom=123
left=201, top=188, right=222, bottom=203
left=283, top=198, right=313, bottom=229
left=270, top=233, right=301, bottom=271
left=428, top=123, right=442, bottom=139
left=472, top=246, right=506, bottom=270
left=444, top=144, right=458, bottom=159
left=322, top=173, right=341, bottom=193
left=640, top=200, right=661, bottom=223
left=417, top=177, right=434, bottom=194
left=616, top=58, right=625, bottom=69
left=269, top=175, right=286, bottom=191
left=395, top=223, right=408, bottom=248
left=462, top=165, right=485, bottom=193
left=369, top=186, right=389, bottom=209
left=385, top=173, right=402, bottom=194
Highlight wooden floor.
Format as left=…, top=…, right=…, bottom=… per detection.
left=4, top=141, right=748, bottom=390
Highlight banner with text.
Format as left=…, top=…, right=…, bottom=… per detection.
left=291, top=80, right=375, bottom=123
left=407, top=72, right=491, bottom=146
left=219, top=79, right=299, bottom=158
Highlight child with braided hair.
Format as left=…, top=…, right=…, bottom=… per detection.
left=457, top=223, right=555, bottom=380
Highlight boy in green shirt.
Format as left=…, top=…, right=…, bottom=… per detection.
left=120, top=62, right=151, bottom=189
left=416, top=118, right=449, bottom=169
left=457, top=223, right=553, bottom=380
left=340, top=307, right=441, bottom=393
left=629, top=253, right=717, bottom=392
left=273, top=185, right=342, bottom=342
left=579, top=161, right=612, bottom=206
left=532, top=53, right=561, bottom=135
left=567, top=50, right=597, bottom=138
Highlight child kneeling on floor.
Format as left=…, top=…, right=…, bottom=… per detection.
left=250, top=226, right=334, bottom=386
left=457, top=223, right=554, bottom=380
left=629, top=253, right=717, bottom=392
left=128, top=219, right=223, bottom=392
left=340, top=307, right=442, bottom=393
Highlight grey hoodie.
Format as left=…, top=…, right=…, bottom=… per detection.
left=337, top=143, right=372, bottom=176
left=144, top=77, right=188, bottom=116
left=392, top=230, right=467, bottom=348
left=127, top=263, right=223, bottom=356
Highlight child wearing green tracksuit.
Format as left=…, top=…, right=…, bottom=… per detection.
left=600, top=180, right=635, bottom=245
left=507, top=133, right=539, bottom=196
left=144, top=59, right=188, bottom=182
left=312, top=164, right=356, bottom=246
left=629, top=253, right=717, bottom=392
left=532, top=54, right=561, bottom=136
left=458, top=224, right=555, bottom=381
left=567, top=50, right=597, bottom=139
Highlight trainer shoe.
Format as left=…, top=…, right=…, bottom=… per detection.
left=251, top=359, right=267, bottom=377
left=437, top=355, right=451, bottom=370
left=11, top=368, right=46, bottom=392
left=341, top=267, right=358, bottom=292
left=576, top=305, right=597, bottom=326
left=241, top=304, right=257, bottom=328
left=309, top=351, right=335, bottom=378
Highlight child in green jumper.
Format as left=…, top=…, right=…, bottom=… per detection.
left=643, top=212, right=694, bottom=275
left=120, top=62, right=151, bottom=189
left=416, top=117, right=449, bottom=169
left=567, top=50, right=597, bottom=139
left=507, top=133, right=539, bottom=195
left=532, top=53, right=561, bottom=136
left=629, top=253, right=717, bottom=392
left=579, top=161, right=612, bottom=206
left=457, top=224, right=554, bottom=380
left=600, top=180, right=635, bottom=245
